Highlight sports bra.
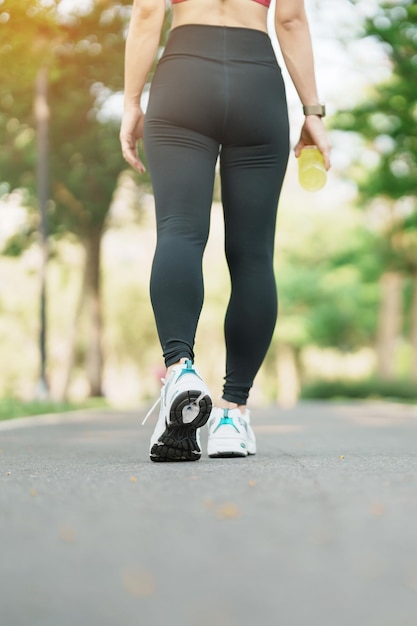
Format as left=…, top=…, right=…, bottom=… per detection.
left=172, top=0, right=271, bottom=6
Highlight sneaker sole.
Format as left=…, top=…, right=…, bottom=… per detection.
left=150, top=390, right=212, bottom=463
left=170, top=390, right=212, bottom=429
left=208, top=451, right=247, bottom=458
left=207, top=439, right=248, bottom=459
left=207, top=438, right=257, bottom=458
left=208, top=449, right=256, bottom=458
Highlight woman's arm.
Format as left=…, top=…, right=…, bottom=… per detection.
left=274, top=0, right=331, bottom=169
left=120, top=0, right=165, bottom=172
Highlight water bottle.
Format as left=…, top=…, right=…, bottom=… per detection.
left=298, top=146, right=327, bottom=192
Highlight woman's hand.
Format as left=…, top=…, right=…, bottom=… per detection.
left=120, top=107, right=146, bottom=173
left=294, top=116, right=332, bottom=170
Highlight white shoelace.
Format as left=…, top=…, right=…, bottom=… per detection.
left=142, top=377, right=165, bottom=426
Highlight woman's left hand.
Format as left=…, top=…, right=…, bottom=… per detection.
left=120, top=107, right=146, bottom=173
left=294, top=116, right=332, bottom=170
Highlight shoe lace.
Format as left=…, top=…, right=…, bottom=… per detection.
left=142, top=377, right=165, bottom=426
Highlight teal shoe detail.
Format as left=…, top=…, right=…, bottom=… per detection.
left=213, top=410, right=240, bottom=434
left=176, top=359, right=203, bottom=382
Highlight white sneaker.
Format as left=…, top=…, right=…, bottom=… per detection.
left=207, top=407, right=257, bottom=458
left=143, top=359, right=212, bottom=462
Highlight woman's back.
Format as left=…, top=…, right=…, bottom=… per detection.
left=171, top=0, right=269, bottom=34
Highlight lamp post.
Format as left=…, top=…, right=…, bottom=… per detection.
left=35, top=65, right=50, bottom=399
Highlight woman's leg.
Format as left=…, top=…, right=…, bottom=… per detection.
left=219, top=55, right=290, bottom=405
left=220, top=144, right=288, bottom=405
left=143, top=121, right=219, bottom=367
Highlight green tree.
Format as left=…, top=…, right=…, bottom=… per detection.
left=0, top=1, right=172, bottom=397
left=1, top=0, right=129, bottom=396
left=261, top=202, right=380, bottom=406
left=332, top=0, right=417, bottom=380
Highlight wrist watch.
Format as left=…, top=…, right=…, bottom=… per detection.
left=303, top=104, right=326, bottom=118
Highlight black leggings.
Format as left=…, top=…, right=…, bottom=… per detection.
left=143, top=25, right=289, bottom=405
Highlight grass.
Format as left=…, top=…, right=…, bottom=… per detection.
left=301, top=378, right=417, bottom=403
left=0, top=397, right=108, bottom=421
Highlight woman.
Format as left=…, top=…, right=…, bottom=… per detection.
left=120, top=0, right=331, bottom=462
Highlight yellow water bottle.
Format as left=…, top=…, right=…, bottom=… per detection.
left=298, top=146, right=327, bottom=192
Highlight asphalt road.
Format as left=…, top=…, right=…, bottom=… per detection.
left=1, top=400, right=417, bottom=626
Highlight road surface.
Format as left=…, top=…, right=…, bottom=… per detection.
left=1, top=401, right=417, bottom=626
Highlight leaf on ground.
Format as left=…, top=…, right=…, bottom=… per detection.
left=129, top=476, right=138, bottom=483
left=215, top=503, right=241, bottom=520
left=248, top=480, right=256, bottom=487
left=203, top=500, right=241, bottom=519
left=122, top=567, right=155, bottom=597
left=30, top=488, right=38, bottom=497
left=6, top=471, right=11, bottom=476
left=59, top=525, right=76, bottom=543
left=370, top=502, right=385, bottom=516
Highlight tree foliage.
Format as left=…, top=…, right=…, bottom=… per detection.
left=0, top=0, right=173, bottom=396
left=331, top=0, right=417, bottom=382
left=0, top=0, right=172, bottom=236
left=334, top=0, right=417, bottom=204
left=276, top=225, right=379, bottom=351
left=1, top=0, right=128, bottom=230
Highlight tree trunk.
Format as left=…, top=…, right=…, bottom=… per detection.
left=57, top=228, right=104, bottom=399
left=84, top=226, right=104, bottom=397
left=376, top=271, right=403, bottom=380
left=410, top=270, right=417, bottom=382
left=57, top=246, right=88, bottom=401
left=276, top=343, right=300, bottom=408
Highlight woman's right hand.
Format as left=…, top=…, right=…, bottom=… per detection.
left=294, top=116, right=331, bottom=170
left=120, top=107, right=146, bottom=173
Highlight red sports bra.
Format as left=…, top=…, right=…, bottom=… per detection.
left=172, top=0, right=270, bottom=6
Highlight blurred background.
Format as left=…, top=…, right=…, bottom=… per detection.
left=0, top=0, right=416, bottom=418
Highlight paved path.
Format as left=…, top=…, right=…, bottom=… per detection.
left=1, top=401, right=417, bottom=626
